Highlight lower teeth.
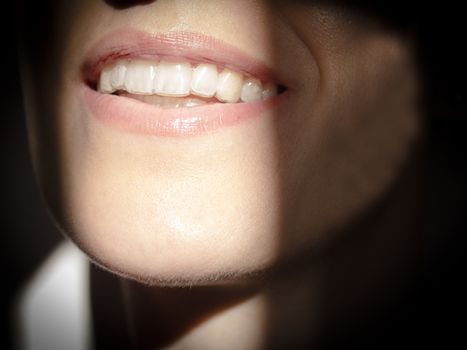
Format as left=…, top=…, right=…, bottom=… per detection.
left=118, top=92, right=216, bottom=108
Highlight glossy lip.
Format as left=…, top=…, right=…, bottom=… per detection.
left=81, top=28, right=288, bottom=137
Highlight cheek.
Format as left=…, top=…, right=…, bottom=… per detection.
left=277, top=35, right=421, bottom=251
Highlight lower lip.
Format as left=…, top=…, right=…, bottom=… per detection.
left=82, top=84, right=285, bottom=137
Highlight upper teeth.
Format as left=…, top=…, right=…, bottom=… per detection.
left=98, top=59, right=278, bottom=103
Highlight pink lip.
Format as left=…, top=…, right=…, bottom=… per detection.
left=81, top=28, right=287, bottom=137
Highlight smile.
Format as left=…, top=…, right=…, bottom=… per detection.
left=82, top=28, right=288, bottom=136
left=99, top=59, right=280, bottom=104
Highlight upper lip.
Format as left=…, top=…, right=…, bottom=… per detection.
left=81, top=27, right=286, bottom=89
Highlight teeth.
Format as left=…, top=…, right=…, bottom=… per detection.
left=124, top=60, right=156, bottom=94
left=240, top=78, right=263, bottom=102
left=111, top=61, right=128, bottom=90
left=261, top=82, right=278, bottom=100
left=191, top=63, right=218, bottom=98
left=155, top=61, right=192, bottom=97
left=98, top=65, right=114, bottom=93
left=123, top=94, right=207, bottom=108
left=216, top=68, right=243, bottom=103
left=98, top=59, right=280, bottom=104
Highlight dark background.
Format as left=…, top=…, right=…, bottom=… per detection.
left=1, top=5, right=65, bottom=350
left=1, top=1, right=466, bottom=349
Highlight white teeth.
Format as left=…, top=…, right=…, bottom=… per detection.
left=216, top=68, right=243, bottom=103
left=240, top=78, right=263, bottom=102
left=124, top=60, right=156, bottom=94
left=261, top=82, right=278, bottom=100
left=111, top=61, right=127, bottom=90
left=127, top=95, right=208, bottom=108
left=191, top=63, right=218, bottom=98
left=155, top=61, right=192, bottom=97
left=98, top=65, right=114, bottom=93
left=98, top=59, right=280, bottom=103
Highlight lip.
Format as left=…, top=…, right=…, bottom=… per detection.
left=81, top=28, right=288, bottom=137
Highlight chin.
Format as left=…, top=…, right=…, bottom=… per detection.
left=55, top=147, right=283, bottom=287
left=67, top=214, right=280, bottom=287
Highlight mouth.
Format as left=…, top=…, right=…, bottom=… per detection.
left=81, top=28, right=288, bottom=137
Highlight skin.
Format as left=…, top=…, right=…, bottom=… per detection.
left=18, top=0, right=424, bottom=348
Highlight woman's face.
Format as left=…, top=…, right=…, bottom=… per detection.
left=19, top=0, right=420, bottom=285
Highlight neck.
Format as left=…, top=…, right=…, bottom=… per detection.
left=92, top=145, right=425, bottom=349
